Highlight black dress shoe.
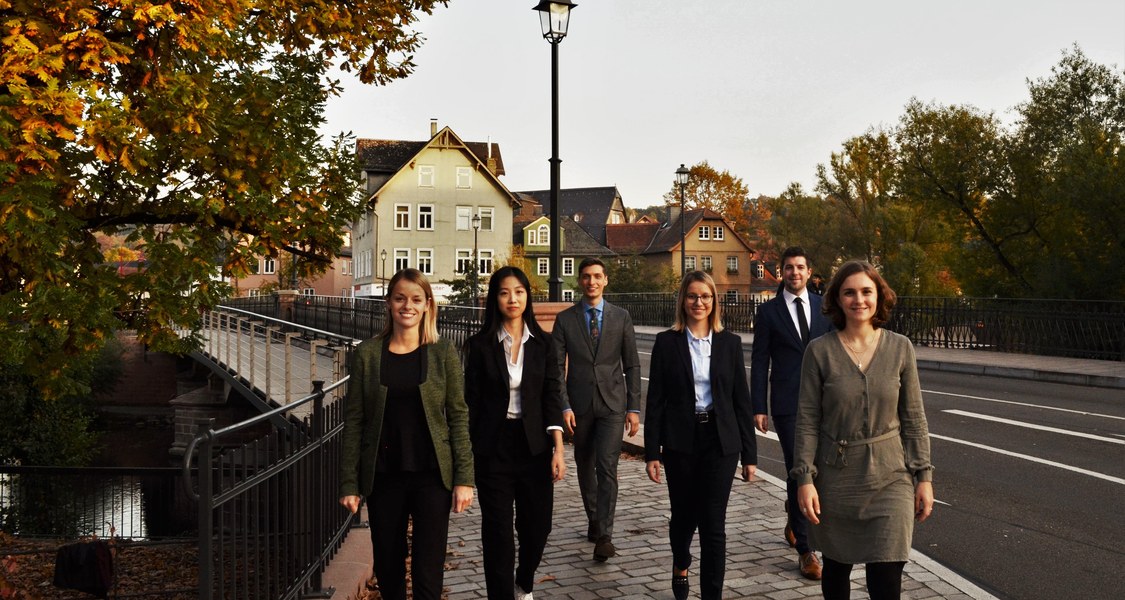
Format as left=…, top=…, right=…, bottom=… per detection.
left=593, top=536, right=615, bottom=562
left=672, top=572, right=689, bottom=600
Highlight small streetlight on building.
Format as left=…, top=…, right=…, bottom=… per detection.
left=472, top=212, right=482, bottom=306
left=380, top=248, right=387, bottom=291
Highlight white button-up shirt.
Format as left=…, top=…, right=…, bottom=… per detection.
left=498, top=326, right=533, bottom=419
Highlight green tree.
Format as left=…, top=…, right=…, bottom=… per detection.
left=764, top=183, right=844, bottom=277
left=605, top=256, right=679, bottom=294
left=1, top=0, right=449, bottom=397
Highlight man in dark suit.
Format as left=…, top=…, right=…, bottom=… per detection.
left=553, top=257, right=642, bottom=562
left=751, top=246, right=834, bottom=580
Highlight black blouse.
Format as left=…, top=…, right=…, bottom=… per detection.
left=375, top=345, right=439, bottom=473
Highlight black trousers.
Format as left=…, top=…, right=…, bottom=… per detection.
left=662, top=419, right=738, bottom=600
left=773, top=412, right=811, bottom=554
left=367, top=470, right=451, bottom=600
left=475, top=418, right=554, bottom=599
left=822, top=555, right=905, bottom=600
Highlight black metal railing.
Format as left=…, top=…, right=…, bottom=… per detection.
left=181, top=379, right=350, bottom=600
left=604, top=293, right=762, bottom=332
left=0, top=466, right=194, bottom=540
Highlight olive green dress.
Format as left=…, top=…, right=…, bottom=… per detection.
left=791, top=329, right=933, bottom=564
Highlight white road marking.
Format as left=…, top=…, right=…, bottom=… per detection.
left=923, top=390, right=1125, bottom=421
left=944, top=409, right=1125, bottom=445
left=929, top=433, right=1125, bottom=485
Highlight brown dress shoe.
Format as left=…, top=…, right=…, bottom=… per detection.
left=593, top=536, right=616, bottom=562
left=784, top=522, right=797, bottom=548
left=799, top=552, right=822, bottom=580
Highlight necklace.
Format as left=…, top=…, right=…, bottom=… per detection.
left=840, top=329, right=880, bottom=369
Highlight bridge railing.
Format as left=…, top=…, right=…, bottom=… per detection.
left=181, top=378, right=350, bottom=600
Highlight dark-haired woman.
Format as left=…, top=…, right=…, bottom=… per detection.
left=339, top=268, right=474, bottom=600
left=644, top=271, right=757, bottom=600
left=793, top=260, right=934, bottom=600
left=465, top=266, right=566, bottom=600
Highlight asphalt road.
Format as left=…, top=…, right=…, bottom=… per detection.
left=632, top=337, right=1125, bottom=600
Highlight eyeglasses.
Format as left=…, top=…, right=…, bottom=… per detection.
left=686, top=294, right=714, bottom=304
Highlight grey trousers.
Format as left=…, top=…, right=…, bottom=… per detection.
left=571, top=390, right=625, bottom=540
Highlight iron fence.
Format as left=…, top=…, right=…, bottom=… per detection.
left=0, top=466, right=194, bottom=540
left=604, top=293, right=762, bottom=332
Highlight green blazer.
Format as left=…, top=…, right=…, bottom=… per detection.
left=339, top=336, right=474, bottom=498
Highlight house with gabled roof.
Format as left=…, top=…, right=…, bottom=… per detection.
left=512, top=194, right=614, bottom=301
left=352, top=121, right=519, bottom=299
left=606, top=208, right=757, bottom=299
left=515, top=186, right=628, bottom=247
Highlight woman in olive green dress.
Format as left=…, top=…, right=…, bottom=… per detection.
left=792, top=260, right=934, bottom=600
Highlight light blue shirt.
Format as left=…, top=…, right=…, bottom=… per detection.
left=686, top=328, right=713, bottom=412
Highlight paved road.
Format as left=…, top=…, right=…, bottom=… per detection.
left=632, top=336, right=1125, bottom=600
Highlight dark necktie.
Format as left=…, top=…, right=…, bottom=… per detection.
left=588, top=307, right=600, bottom=345
left=794, top=297, right=810, bottom=346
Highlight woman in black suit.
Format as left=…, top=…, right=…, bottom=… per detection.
left=465, top=266, right=566, bottom=600
left=645, top=270, right=758, bottom=600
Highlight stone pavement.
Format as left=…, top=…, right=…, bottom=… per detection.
left=325, top=446, right=994, bottom=599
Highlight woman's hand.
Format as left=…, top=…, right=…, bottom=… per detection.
left=550, top=447, right=567, bottom=482
left=741, top=464, right=757, bottom=482
left=452, top=485, right=474, bottom=513
left=339, top=495, right=361, bottom=515
left=645, top=460, right=662, bottom=484
left=797, top=483, right=821, bottom=525
left=914, top=481, right=934, bottom=522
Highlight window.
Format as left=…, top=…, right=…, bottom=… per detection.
left=685, top=256, right=696, bottom=271
left=526, top=228, right=538, bottom=245
left=456, top=206, right=471, bottom=230
left=456, top=249, right=473, bottom=274
left=249, top=259, right=260, bottom=275
left=418, top=165, right=435, bottom=187
left=537, top=224, right=549, bottom=245
left=701, top=255, right=712, bottom=272
left=249, top=289, right=261, bottom=297
left=341, top=259, right=350, bottom=275
left=713, top=226, right=724, bottom=241
left=478, top=207, right=494, bottom=231
left=479, top=250, right=494, bottom=275
left=562, top=289, right=574, bottom=301
left=394, top=248, right=409, bottom=273
left=538, top=257, right=549, bottom=276
left=394, top=204, right=410, bottom=230
left=456, top=166, right=472, bottom=189
left=263, top=257, right=276, bottom=274
left=417, top=248, right=433, bottom=275
left=698, top=226, right=710, bottom=241
left=726, top=256, right=739, bottom=273
left=417, top=205, right=434, bottom=230
left=726, top=290, right=739, bottom=302
left=562, top=257, right=574, bottom=276
left=755, top=263, right=764, bottom=278
left=303, top=288, right=315, bottom=296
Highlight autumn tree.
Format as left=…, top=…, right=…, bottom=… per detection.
left=1, top=0, right=449, bottom=397
left=662, top=161, right=753, bottom=236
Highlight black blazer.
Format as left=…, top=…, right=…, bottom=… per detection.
left=750, top=293, right=833, bottom=417
left=643, top=329, right=757, bottom=466
left=465, top=328, right=563, bottom=457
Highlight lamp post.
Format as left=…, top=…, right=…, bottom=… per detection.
left=471, top=212, right=482, bottom=306
left=533, top=0, right=576, bottom=302
left=676, top=163, right=690, bottom=278
left=379, top=248, right=387, bottom=292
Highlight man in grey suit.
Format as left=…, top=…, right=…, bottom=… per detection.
left=751, top=246, right=834, bottom=580
left=553, top=257, right=641, bottom=562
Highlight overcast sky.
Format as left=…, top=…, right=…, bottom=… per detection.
left=320, top=0, right=1125, bottom=208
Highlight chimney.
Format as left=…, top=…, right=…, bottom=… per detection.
left=669, top=204, right=682, bottom=225
left=486, top=135, right=498, bottom=175
left=430, top=118, right=437, bottom=138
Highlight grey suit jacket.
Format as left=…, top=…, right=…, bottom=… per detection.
left=551, top=301, right=641, bottom=415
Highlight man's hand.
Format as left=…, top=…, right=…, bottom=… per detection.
left=563, top=410, right=576, bottom=435
left=754, top=414, right=769, bottom=434
left=339, top=495, right=361, bottom=514
left=625, top=412, right=640, bottom=437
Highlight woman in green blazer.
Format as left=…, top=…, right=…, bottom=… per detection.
left=339, top=268, right=474, bottom=600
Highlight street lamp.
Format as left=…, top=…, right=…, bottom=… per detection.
left=379, top=248, right=387, bottom=291
left=676, top=163, right=690, bottom=278
left=471, top=212, right=482, bottom=306
left=533, top=0, right=576, bottom=301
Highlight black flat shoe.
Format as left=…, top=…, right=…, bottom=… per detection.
left=672, top=572, right=689, bottom=600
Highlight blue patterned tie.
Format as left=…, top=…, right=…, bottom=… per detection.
left=588, top=307, right=600, bottom=345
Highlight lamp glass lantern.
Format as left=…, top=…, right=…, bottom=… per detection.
left=534, top=0, right=576, bottom=43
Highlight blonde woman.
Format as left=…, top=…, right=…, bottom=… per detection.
left=644, top=271, right=758, bottom=600
left=339, top=268, right=474, bottom=600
